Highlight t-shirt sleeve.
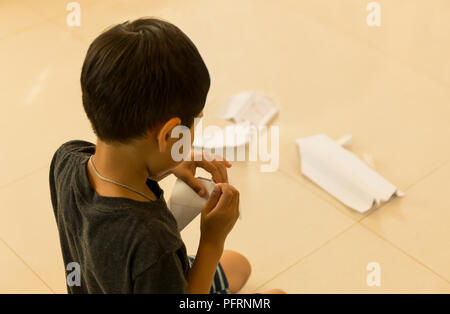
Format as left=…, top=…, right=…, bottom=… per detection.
left=49, top=140, right=95, bottom=217
left=133, top=249, right=189, bottom=294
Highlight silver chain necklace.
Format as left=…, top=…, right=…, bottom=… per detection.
left=88, top=155, right=154, bottom=201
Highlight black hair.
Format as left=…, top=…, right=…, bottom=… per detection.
left=81, top=18, right=210, bottom=143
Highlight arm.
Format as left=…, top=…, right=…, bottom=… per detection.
left=186, top=240, right=223, bottom=294
left=185, top=183, right=240, bottom=294
left=171, top=153, right=237, bottom=293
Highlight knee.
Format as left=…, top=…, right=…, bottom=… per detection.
left=224, top=250, right=251, bottom=278
left=220, top=250, right=252, bottom=293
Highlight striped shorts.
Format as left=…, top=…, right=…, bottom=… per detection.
left=188, top=256, right=231, bottom=294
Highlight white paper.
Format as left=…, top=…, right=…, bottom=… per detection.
left=296, top=134, right=403, bottom=213
left=217, top=92, right=252, bottom=120
left=217, top=91, right=278, bottom=127
left=336, top=134, right=353, bottom=148
left=169, top=177, right=215, bottom=231
left=194, top=91, right=278, bottom=150
left=169, top=177, right=242, bottom=231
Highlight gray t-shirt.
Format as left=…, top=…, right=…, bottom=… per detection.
left=49, top=140, right=189, bottom=293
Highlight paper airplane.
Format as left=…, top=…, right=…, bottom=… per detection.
left=296, top=134, right=403, bottom=213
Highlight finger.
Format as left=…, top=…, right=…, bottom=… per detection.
left=213, top=161, right=228, bottom=183
left=230, top=188, right=240, bottom=218
left=180, top=174, right=207, bottom=197
left=223, top=184, right=239, bottom=217
left=196, top=160, right=223, bottom=183
left=220, top=157, right=232, bottom=168
left=210, top=183, right=234, bottom=213
left=209, top=154, right=232, bottom=168
left=202, top=184, right=222, bottom=213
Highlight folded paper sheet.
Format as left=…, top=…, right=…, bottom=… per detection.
left=217, top=91, right=278, bottom=126
left=296, top=134, right=403, bottom=213
left=169, top=177, right=242, bottom=231
left=169, top=177, right=215, bottom=231
left=194, top=92, right=278, bottom=150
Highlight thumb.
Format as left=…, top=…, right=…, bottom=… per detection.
left=202, top=184, right=222, bottom=214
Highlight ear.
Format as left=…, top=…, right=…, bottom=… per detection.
left=157, top=117, right=182, bottom=153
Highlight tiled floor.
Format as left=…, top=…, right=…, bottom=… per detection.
left=1, top=0, right=449, bottom=293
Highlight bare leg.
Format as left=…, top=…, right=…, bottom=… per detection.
left=219, top=250, right=251, bottom=293
left=219, top=250, right=286, bottom=294
left=259, top=289, right=287, bottom=294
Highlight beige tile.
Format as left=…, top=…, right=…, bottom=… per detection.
left=0, top=1, right=48, bottom=40
left=257, top=224, right=450, bottom=293
left=47, top=0, right=172, bottom=44
left=0, top=167, right=68, bottom=293
left=0, top=22, right=96, bottom=187
left=361, top=162, right=450, bottom=281
left=174, top=162, right=354, bottom=293
left=291, top=0, right=450, bottom=87
left=20, top=0, right=108, bottom=21
left=0, top=238, right=52, bottom=293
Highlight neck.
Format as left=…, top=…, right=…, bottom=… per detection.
left=89, top=139, right=157, bottom=200
left=96, top=139, right=150, bottom=180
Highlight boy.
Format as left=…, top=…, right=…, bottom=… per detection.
left=49, top=18, right=282, bottom=294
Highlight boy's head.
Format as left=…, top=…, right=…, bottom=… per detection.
left=81, top=18, right=209, bottom=175
left=81, top=17, right=209, bottom=142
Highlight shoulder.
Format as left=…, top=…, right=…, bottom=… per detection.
left=50, top=140, right=94, bottom=176
left=52, top=140, right=95, bottom=161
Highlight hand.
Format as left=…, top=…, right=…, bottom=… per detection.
left=171, top=151, right=232, bottom=197
left=200, top=183, right=240, bottom=248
